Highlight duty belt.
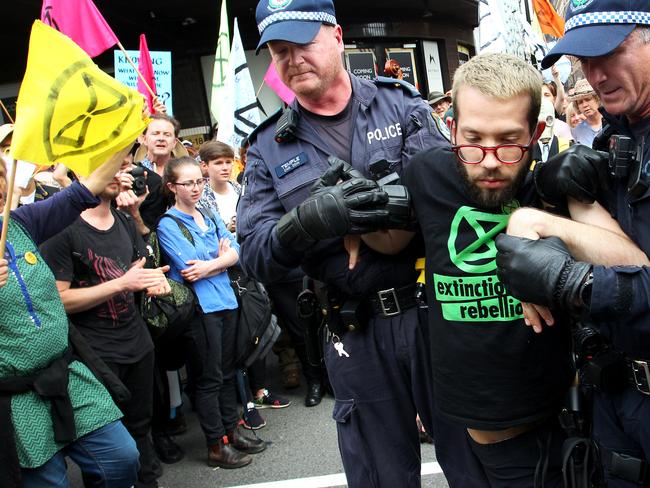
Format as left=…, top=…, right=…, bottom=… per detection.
left=327, top=283, right=418, bottom=333
left=581, top=350, right=650, bottom=396
left=367, top=284, right=418, bottom=317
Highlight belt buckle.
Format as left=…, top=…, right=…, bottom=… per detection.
left=377, top=288, right=401, bottom=317
left=631, top=360, right=650, bottom=395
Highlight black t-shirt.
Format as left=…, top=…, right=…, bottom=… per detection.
left=403, top=146, right=573, bottom=430
left=299, top=99, right=354, bottom=163
left=41, top=209, right=153, bottom=364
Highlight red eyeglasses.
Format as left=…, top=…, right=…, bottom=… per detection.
left=452, top=135, right=535, bottom=165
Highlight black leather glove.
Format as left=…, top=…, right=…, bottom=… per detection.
left=534, top=145, right=610, bottom=205
left=323, top=156, right=415, bottom=229
left=276, top=163, right=388, bottom=252
left=495, top=235, right=592, bottom=313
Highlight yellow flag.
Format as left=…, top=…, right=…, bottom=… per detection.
left=11, top=21, right=147, bottom=176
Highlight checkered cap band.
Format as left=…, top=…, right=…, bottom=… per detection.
left=258, top=10, right=337, bottom=34
left=566, top=10, right=650, bottom=30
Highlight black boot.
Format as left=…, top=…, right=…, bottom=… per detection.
left=153, top=432, right=184, bottom=464
left=305, top=382, right=323, bottom=407
left=227, top=426, right=267, bottom=454
left=207, top=437, right=252, bottom=469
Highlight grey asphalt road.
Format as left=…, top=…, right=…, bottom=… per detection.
left=71, top=355, right=450, bottom=488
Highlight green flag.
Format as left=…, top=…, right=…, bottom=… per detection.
left=210, top=0, right=230, bottom=123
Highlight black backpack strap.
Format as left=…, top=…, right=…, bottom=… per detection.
left=159, top=213, right=195, bottom=245
left=196, top=206, right=221, bottom=240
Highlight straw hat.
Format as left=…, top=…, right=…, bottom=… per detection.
left=569, top=79, right=596, bottom=102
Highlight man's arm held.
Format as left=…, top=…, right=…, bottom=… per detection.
left=507, top=200, right=650, bottom=267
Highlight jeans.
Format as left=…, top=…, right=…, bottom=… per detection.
left=105, top=351, right=158, bottom=487
left=21, top=420, right=139, bottom=488
left=186, top=309, right=239, bottom=446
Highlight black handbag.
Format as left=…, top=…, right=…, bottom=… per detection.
left=229, top=266, right=280, bottom=368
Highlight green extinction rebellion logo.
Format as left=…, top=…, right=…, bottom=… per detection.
left=268, top=0, right=292, bottom=10
left=434, top=204, right=524, bottom=322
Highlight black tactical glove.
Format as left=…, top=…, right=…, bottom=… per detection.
left=495, top=235, right=592, bottom=313
left=534, top=145, right=609, bottom=205
left=276, top=162, right=389, bottom=252
left=322, top=156, right=415, bottom=230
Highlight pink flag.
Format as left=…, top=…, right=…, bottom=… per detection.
left=41, top=0, right=118, bottom=57
left=264, top=61, right=295, bottom=105
left=137, top=34, right=157, bottom=113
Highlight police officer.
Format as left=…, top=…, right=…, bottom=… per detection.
left=237, top=0, right=448, bottom=485
left=496, top=1, right=650, bottom=485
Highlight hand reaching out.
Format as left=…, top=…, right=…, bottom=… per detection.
left=116, top=188, right=149, bottom=215
left=120, top=258, right=168, bottom=292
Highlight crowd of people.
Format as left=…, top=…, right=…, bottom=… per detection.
left=1, top=0, right=649, bottom=487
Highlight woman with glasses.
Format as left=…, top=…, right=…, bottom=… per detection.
left=157, top=156, right=266, bottom=469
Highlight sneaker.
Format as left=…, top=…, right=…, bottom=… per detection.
left=253, top=389, right=292, bottom=409
left=240, top=406, right=266, bottom=430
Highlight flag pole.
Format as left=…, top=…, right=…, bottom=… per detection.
left=0, top=158, right=18, bottom=258
left=116, top=41, right=157, bottom=98
left=0, top=101, right=14, bottom=124
left=255, top=78, right=265, bottom=98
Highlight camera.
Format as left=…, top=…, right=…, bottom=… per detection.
left=130, top=166, right=147, bottom=196
left=608, top=135, right=647, bottom=199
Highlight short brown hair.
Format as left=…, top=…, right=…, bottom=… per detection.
left=199, top=141, right=234, bottom=163
left=145, top=113, right=180, bottom=137
left=162, top=156, right=200, bottom=199
left=452, top=53, right=542, bottom=133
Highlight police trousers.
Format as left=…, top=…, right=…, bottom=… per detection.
left=324, top=307, right=439, bottom=487
left=593, top=387, right=650, bottom=487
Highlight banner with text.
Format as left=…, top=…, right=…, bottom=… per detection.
left=114, top=50, right=173, bottom=115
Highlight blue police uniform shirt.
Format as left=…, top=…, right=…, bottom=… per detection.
left=237, top=73, right=448, bottom=288
left=590, top=111, right=650, bottom=359
left=157, top=207, right=239, bottom=313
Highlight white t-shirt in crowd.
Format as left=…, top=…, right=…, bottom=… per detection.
left=212, top=183, right=239, bottom=223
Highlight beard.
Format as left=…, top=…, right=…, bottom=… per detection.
left=456, top=158, right=529, bottom=208
left=100, top=184, right=120, bottom=201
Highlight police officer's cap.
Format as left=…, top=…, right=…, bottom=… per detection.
left=255, top=0, right=337, bottom=54
left=542, top=0, right=650, bottom=69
